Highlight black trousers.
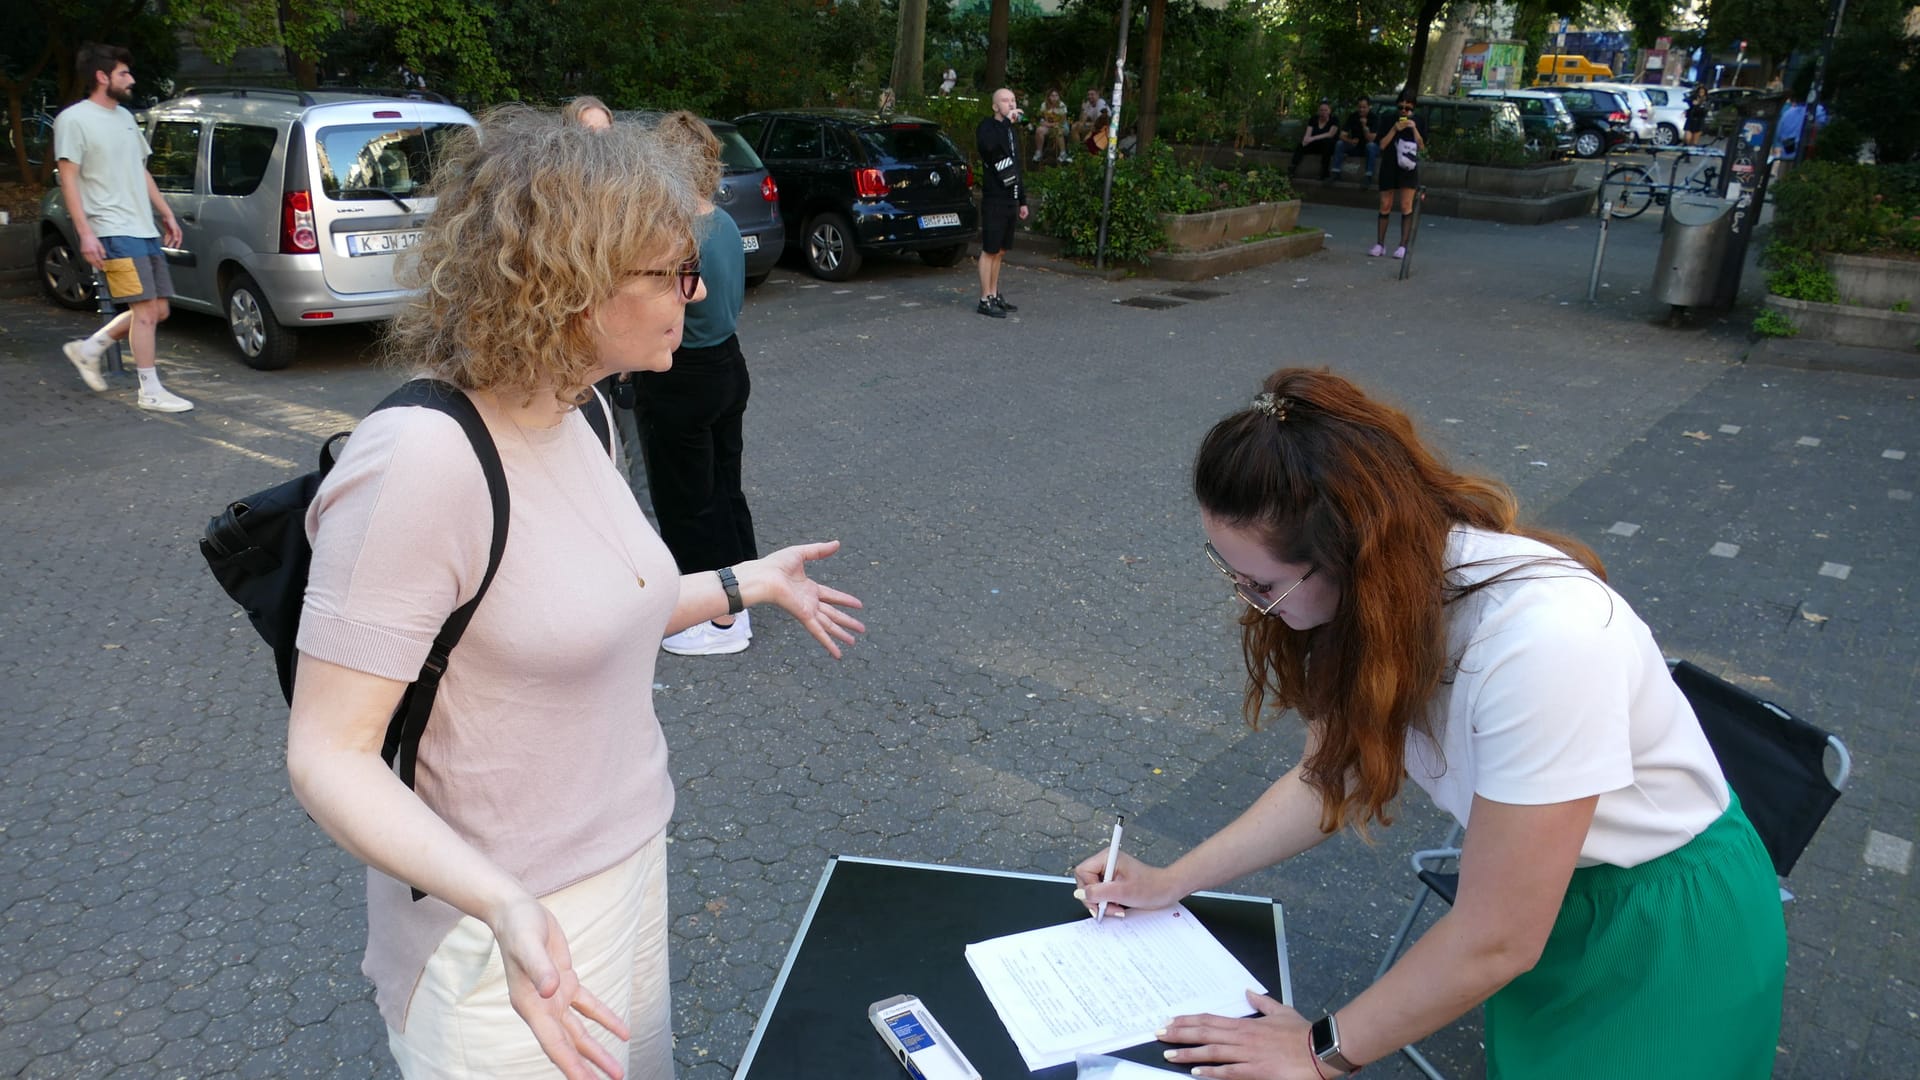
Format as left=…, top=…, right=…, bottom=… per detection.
left=1291, top=140, right=1333, bottom=179
left=635, top=334, right=759, bottom=573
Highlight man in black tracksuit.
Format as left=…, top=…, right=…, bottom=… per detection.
left=974, top=88, right=1029, bottom=318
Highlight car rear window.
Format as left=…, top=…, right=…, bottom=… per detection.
left=857, top=125, right=962, bottom=163
left=712, top=128, right=763, bottom=173
left=313, top=121, right=467, bottom=201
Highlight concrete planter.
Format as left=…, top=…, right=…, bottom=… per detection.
left=1765, top=294, right=1920, bottom=352
left=1464, top=162, right=1579, bottom=198
left=1828, top=253, right=1920, bottom=311
left=1421, top=162, right=1470, bottom=188
left=1147, top=228, right=1324, bottom=281
left=1157, top=200, right=1302, bottom=253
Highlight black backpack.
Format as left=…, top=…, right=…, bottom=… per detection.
left=201, top=378, right=610, bottom=793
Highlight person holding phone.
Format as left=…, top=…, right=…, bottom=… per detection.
left=1370, top=94, right=1424, bottom=259
left=1075, top=368, right=1784, bottom=1079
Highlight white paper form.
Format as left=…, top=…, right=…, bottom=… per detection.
left=963, top=904, right=1265, bottom=1071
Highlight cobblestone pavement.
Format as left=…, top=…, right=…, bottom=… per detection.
left=2, top=206, right=1914, bottom=1079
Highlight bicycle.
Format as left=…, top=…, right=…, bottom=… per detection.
left=1597, top=145, right=1723, bottom=220
left=4, top=90, right=57, bottom=168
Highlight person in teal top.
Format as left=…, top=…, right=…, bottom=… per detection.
left=637, top=113, right=763, bottom=657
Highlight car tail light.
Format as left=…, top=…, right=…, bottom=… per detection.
left=281, top=190, right=318, bottom=253
left=761, top=175, right=778, bottom=201
left=1608, top=111, right=1627, bottom=124
left=854, top=167, right=889, bottom=199
left=964, top=163, right=974, bottom=188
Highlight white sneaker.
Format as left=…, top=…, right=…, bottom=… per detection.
left=63, top=340, right=107, bottom=392
left=1368, top=243, right=1385, bottom=257
left=137, top=387, right=195, bottom=413
left=1393, top=246, right=1407, bottom=259
left=662, top=611, right=751, bottom=656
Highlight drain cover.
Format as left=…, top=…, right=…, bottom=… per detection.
left=1167, top=288, right=1228, bottom=301
left=1115, top=295, right=1186, bottom=310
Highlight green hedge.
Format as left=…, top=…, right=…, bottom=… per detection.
left=1771, top=162, right=1920, bottom=256
left=1027, top=143, right=1295, bottom=265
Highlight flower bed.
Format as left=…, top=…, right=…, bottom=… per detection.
left=1754, top=164, right=1920, bottom=347
left=1029, top=143, right=1299, bottom=266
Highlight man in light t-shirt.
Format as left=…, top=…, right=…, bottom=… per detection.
left=54, top=43, right=191, bottom=412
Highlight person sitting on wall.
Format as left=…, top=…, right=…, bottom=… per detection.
left=1290, top=99, right=1340, bottom=181
left=1331, top=95, right=1381, bottom=182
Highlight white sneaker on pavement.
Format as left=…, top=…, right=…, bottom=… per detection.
left=137, top=387, right=195, bottom=413
left=1393, top=245, right=1407, bottom=259
left=63, top=340, right=107, bottom=392
left=662, top=610, right=751, bottom=656
left=1367, top=243, right=1385, bottom=257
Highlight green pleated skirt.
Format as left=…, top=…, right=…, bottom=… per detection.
left=1485, top=796, right=1786, bottom=1079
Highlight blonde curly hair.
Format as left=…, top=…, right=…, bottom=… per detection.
left=385, top=103, right=701, bottom=402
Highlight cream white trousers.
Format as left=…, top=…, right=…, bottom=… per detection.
left=387, top=832, right=673, bottom=1079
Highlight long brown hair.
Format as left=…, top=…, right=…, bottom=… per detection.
left=1192, top=368, right=1603, bottom=834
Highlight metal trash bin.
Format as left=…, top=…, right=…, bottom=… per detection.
left=1652, top=194, right=1736, bottom=308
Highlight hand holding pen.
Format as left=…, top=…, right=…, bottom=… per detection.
left=1073, top=816, right=1183, bottom=918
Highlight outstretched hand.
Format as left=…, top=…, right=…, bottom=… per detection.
left=741, top=541, right=867, bottom=658
left=1160, top=990, right=1321, bottom=1080
left=492, top=896, right=632, bottom=1080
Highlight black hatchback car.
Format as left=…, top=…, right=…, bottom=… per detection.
left=1539, top=86, right=1634, bottom=158
left=732, top=109, right=978, bottom=280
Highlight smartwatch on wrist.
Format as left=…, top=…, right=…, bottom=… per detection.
left=716, top=566, right=744, bottom=615
left=1310, top=1013, right=1361, bottom=1076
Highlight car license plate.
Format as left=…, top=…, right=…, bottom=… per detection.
left=741, top=234, right=760, bottom=253
left=346, top=230, right=423, bottom=257
left=919, top=213, right=961, bottom=229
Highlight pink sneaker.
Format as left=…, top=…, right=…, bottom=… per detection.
left=1393, top=245, right=1407, bottom=259
left=1367, top=243, right=1385, bottom=257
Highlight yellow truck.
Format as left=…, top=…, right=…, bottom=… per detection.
left=1532, top=54, right=1614, bottom=85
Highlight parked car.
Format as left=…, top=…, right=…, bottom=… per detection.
left=1538, top=85, right=1634, bottom=158
left=1367, top=94, right=1525, bottom=146
left=1532, top=53, right=1614, bottom=86
left=39, top=86, right=476, bottom=370
left=1705, top=87, right=1777, bottom=136
left=731, top=108, right=978, bottom=281
left=617, top=112, right=784, bottom=286
left=1575, top=82, right=1656, bottom=142
left=1624, top=84, right=1689, bottom=146
left=1466, top=88, right=1577, bottom=157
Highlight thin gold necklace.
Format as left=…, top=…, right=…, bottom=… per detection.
left=510, top=405, right=650, bottom=590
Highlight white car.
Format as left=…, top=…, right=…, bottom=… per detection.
left=1577, top=82, right=1656, bottom=142
left=1623, top=84, right=1689, bottom=146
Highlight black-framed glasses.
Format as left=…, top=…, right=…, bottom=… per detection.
left=634, top=259, right=702, bottom=300
left=1204, top=542, right=1316, bottom=617
left=1398, top=103, right=1416, bottom=112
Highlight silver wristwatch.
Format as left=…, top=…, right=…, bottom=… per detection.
left=1310, top=1013, right=1361, bottom=1075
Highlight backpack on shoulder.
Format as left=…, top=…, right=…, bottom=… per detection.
left=200, top=379, right=610, bottom=792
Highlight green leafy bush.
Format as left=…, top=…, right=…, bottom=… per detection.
left=1752, top=309, right=1799, bottom=338
left=1030, top=155, right=1167, bottom=265
left=1028, top=143, right=1295, bottom=265
left=1761, top=245, right=1840, bottom=303
left=1424, top=128, right=1548, bottom=168
left=1771, top=162, right=1920, bottom=257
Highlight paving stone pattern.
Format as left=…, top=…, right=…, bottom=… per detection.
left=1, top=205, right=1913, bottom=1079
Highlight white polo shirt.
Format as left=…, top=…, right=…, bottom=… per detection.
left=1403, top=527, right=1729, bottom=868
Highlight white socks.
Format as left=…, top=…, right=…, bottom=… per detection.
left=137, top=367, right=164, bottom=395
left=88, top=312, right=131, bottom=351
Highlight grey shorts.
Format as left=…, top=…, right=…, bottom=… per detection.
left=98, top=235, right=174, bottom=304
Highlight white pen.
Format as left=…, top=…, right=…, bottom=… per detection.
left=1096, top=815, right=1123, bottom=922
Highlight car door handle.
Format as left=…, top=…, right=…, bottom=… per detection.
left=179, top=214, right=196, bottom=223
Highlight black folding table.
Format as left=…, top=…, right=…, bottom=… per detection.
left=733, top=856, right=1292, bottom=1079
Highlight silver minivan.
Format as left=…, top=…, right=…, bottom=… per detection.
left=38, top=87, right=476, bottom=369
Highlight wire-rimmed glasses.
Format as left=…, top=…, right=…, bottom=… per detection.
left=1204, top=541, right=1316, bottom=617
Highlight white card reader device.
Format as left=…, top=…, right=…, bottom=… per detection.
left=868, top=995, right=981, bottom=1080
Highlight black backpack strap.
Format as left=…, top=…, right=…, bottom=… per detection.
left=363, top=382, right=509, bottom=901
left=580, top=386, right=613, bottom=460
left=370, top=380, right=509, bottom=901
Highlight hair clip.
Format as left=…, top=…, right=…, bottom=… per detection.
left=1252, top=392, right=1291, bottom=421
